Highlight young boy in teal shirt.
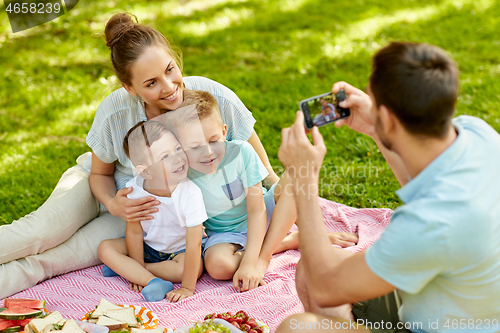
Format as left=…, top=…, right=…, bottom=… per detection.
left=163, top=90, right=276, bottom=292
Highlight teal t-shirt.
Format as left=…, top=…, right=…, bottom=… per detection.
left=365, top=116, right=500, bottom=332
left=188, top=140, right=269, bottom=233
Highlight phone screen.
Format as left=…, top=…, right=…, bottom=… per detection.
left=300, top=91, right=350, bottom=129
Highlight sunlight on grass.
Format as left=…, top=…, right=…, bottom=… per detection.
left=172, top=0, right=248, bottom=17
left=0, top=136, right=50, bottom=176
left=322, top=0, right=494, bottom=59
left=278, top=0, right=310, bottom=12
left=179, top=7, right=255, bottom=36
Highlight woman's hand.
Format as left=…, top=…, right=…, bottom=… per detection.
left=89, top=152, right=160, bottom=222
left=332, top=82, right=376, bottom=138
left=108, top=188, right=159, bottom=222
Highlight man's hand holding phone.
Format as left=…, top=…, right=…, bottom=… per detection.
left=331, top=81, right=376, bottom=138
left=279, top=111, right=326, bottom=185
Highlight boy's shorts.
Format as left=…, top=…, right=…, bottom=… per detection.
left=143, top=241, right=186, bottom=263
left=352, top=291, right=411, bottom=333
left=202, top=182, right=277, bottom=256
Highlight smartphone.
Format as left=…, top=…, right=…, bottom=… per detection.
left=299, top=89, right=350, bottom=129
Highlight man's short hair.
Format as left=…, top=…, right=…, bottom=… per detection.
left=162, top=89, right=222, bottom=134
left=369, top=42, right=459, bottom=137
left=123, top=120, right=170, bottom=167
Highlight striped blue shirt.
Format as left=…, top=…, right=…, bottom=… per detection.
left=85, top=76, right=256, bottom=206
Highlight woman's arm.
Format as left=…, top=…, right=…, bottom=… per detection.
left=247, top=131, right=280, bottom=189
left=89, top=152, right=160, bottom=222
left=233, top=182, right=267, bottom=292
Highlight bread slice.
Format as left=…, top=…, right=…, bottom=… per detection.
left=61, top=319, right=86, bottom=333
left=103, top=308, right=138, bottom=328
left=96, top=315, right=129, bottom=331
left=91, top=299, right=122, bottom=319
left=29, top=311, right=64, bottom=333
left=131, top=328, right=166, bottom=333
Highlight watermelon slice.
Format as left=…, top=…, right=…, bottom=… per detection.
left=0, top=326, right=22, bottom=333
left=0, top=319, right=17, bottom=331
left=3, top=299, right=45, bottom=310
left=0, top=307, right=42, bottom=320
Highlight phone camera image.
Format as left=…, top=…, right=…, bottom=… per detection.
left=299, top=89, right=350, bottom=129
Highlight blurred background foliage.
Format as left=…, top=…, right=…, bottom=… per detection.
left=0, top=0, right=499, bottom=224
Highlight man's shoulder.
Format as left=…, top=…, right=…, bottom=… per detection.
left=453, top=115, right=500, bottom=142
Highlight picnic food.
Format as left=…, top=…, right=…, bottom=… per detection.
left=187, top=320, right=231, bottom=333
left=84, top=299, right=155, bottom=332
left=25, top=311, right=64, bottom=333
left=3, top=300, right=45, bottom=310
left=0, top=298, right=48, bottom=333
left=0, top=307, right=43, bottom=321
left=203, top=311, right=264, bottom=333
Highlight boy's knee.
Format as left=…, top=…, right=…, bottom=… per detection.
left=205, top=255, right=237, bottom=280
left=97, top=240, right=112, bottom=260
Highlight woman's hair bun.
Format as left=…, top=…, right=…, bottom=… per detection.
left=104, top=12, right=138, bottom=49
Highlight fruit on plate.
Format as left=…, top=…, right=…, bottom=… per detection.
left=3, top=299, right=46, bottom=310
left=0, top=307, right=43, bottom=321
left=187, top=320, right=231, bottom=333
left=203, top=311, right=265, bottom=333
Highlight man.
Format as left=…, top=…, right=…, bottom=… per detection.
left=276, top=42, right=500, bottom=332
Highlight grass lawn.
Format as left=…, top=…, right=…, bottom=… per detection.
left=0, top=0, right=499, bottom=225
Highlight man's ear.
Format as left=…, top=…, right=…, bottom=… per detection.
left=122, top=82, right=137, bottom=97
left=136, top=165, right=151, bottom=179
left=222, top=124, right=228, bottom=141
left=379, top=105, right=396, bottom=134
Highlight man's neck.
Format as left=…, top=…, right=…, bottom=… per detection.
left=395, top=126, right=458, bottom=180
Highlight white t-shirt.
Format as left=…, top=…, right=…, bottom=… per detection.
left=126, top=176, right=207, bottom=253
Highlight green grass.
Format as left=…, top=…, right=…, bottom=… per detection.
left=1, top=0, right=499, bottom=225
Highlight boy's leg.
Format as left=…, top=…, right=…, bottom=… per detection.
left=257, top=171, right=297, bottom=274
left=204, top=243, right=244, bottom=280
left=0, top=153, right=100, bottom=264
left=145, top=252, right=204, bottom=283
left=0, top=212, right=125, bottom=299
left=98, top=238, right=157, bottom=287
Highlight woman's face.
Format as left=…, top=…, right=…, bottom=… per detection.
left=125, top=46, right=184, bottom=111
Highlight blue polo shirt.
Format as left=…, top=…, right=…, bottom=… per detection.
left=365, top=116, right=500, bottom=332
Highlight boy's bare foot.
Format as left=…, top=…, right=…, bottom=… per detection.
left=274, top=231, right=300, bottom=253
left=273, top=231, right=358, bottom=254
left=328, top=232, right=359, bottom=247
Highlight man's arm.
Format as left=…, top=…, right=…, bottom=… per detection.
left=279, top=111, right=395, bottom=308
left=295, top=179, right=395, bottom=307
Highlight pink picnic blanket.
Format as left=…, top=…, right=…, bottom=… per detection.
left=1, top=198, right=392, bottom=332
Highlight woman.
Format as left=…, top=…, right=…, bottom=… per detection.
left=0, top=12, right=281, bottom=298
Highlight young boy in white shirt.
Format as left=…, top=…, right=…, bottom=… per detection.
left=98, top=120, right=207, bottom=302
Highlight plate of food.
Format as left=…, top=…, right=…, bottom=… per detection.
left=175, top=311, right=269, bottom=333
left=82, top=300, right=159, bottom=330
